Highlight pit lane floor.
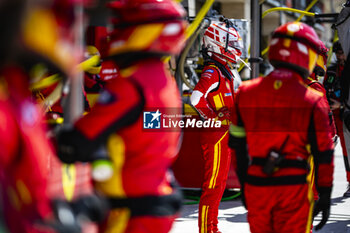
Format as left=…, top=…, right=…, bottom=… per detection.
left=170, top=142, right=350, bottom=233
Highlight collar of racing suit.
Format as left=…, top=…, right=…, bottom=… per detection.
left=206, top=55, right=234, bottom=81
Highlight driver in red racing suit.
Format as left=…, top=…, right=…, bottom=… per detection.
left=56, top=0, right=188, bottom=232
left=190, top=20, right=243, bottom=233
left=229, top=22, right=334, bottom=233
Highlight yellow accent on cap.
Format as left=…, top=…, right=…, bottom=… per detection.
left=86, top=45, right=100, bottom=56
left=30, top=74, right=61, bottom=91
left=283, top=23, right=300, bottom=48
left=283, top=38, right=292, bottom=48
left=86, top=66, right=102, bottom=75
left=316, top=54, right=326, bottom=73
left=23, top=8, right=74, bottom=73
left=78, top=55, right=101, bottom=73
left=308, top=48, right=318, bottom=74
left=84, top=46, right=102, bottom=74
left=120, top=65, right=137, bottom=78
left=109, top=23, right=164, bottom=55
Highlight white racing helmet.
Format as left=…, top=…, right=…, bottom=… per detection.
left=203, top=21, right=243, bottom=64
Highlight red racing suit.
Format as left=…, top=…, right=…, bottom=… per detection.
left=57, top=58, right=182, bottom=233
left=229, top=69, right=334, bottom=233
left=0, top=66, right=53, bottom=232
left=190, top=56, right=235, bottom=233
left=305, top=77, right=336, bottom=138
left=84, top=60, right=119, bottom=108
left=305, top=77, right=336, bottom=202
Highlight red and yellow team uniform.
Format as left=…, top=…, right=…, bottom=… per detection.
left=58, top=58, right=182, bottom=233
left=191, top=56, right=235, bottom=233
left=305, top=77, right=336, bottom=138
left=0, top=66, right=53, bottom=233
left=229, top=69, right=334, bottom=233
left=305, top=77, right=336, bottom=203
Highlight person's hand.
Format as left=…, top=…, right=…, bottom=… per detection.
left=313, top=187, right=332, bottom=231
left=71, top=194, right=109, bottom=223
left=329, top=98, right=341, bottom=111
left=56, top=127, right=79, bottom=164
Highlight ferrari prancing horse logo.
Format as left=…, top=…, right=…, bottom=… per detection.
left=274, top=80, right=283, bottom=90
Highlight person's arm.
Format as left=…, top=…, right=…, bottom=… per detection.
left=228, top=90, right=248, bottom=185
left=308, top=98, right=334, bottom=230
left=190, top=68, right=219, bottom=120
left=309, top=82, right=337, bottom=137
left=228, top=90, right=248, bottom=207
left=57, top=77, right=144, bottom=163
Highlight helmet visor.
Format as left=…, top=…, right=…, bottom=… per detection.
left=228, top=39, right=243, bottom=53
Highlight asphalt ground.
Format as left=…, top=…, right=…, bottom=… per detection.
left=170, top=141, right=350, bottom=233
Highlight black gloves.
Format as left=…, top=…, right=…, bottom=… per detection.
left=56, top=126, right=98, bottom=164
left=228, top=134, right=249, bottom=209
left=50, top=199, right=82, bottom=233
left=56, top=127, right=81, bottom=164
left=313, top=187, right=332, bottom=231
left=44, top=195, right=109, bottom=233
left=71, top=194, right=109, bottom=223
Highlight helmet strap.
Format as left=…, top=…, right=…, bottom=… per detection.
left=222, top=18, right=237, bottom=53
left=224, top=19, right=230, bottom=52
left=207, top=56, right=233, bottom=80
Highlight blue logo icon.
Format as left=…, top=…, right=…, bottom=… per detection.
left=143, top=110, right=162, bottom=129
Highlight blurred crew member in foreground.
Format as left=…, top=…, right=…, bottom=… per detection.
left=56, top=0, right=188, bottom=232
left=229, top=22, right=334, bottom=233
left=0, top=1, right=86, bottom=232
